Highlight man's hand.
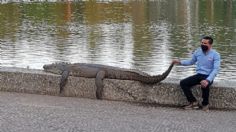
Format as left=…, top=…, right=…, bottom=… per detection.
left=172, top=60, right=180, bottom=65
left=200, top=80, right=209, bottom=88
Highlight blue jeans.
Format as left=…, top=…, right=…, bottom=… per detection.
left=180, top=74, right=213, bottom=106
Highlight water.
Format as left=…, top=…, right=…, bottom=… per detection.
left=0, top=0, right=236, bottom=81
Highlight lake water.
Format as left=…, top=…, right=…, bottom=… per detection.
left=0, top=0, right=236, bottom=81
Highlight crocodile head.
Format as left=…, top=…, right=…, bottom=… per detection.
left=43, top=62, right=68, bottom=74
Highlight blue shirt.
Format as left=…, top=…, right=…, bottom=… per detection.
left=180, top=48, right=221, bottom=82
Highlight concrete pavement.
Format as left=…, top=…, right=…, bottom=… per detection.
left=0, top=92, right=235, bottom=132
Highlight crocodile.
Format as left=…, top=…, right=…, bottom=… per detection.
left=43, top=62, right=174, bottom=99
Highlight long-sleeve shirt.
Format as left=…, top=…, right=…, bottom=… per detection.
left=180, top=48, right=221, bottom=82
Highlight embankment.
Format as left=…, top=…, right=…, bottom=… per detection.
left=0, top=67, right=235, bottom=110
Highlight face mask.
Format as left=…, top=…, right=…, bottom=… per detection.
left=201, top=45, right=208, bottom=52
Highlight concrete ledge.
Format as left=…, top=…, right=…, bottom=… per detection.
left=0, top=67, right=236, bottom=110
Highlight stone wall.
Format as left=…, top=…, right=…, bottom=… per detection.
left=0, top=67, right=235, bottom=110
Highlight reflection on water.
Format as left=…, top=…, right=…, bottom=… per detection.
left=0, top=0, right=236, bottom=81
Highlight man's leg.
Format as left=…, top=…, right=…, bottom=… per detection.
left=201, top=82, right=212, bottom=106
left=180, top=74, right=202, bottom=103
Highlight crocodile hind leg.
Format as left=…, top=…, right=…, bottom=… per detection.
left=95, top=70, right=106, bottom=99
left=60, top=70, right=70, bottom=94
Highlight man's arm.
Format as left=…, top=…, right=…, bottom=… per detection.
left=201, top=52, right=220, bottom=88
left=206, top=52, right=221, bottom=82
left=172, top=51, right=197, bottom=66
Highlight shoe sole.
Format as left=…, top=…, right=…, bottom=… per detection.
left=202, top=108, right=209, bottom=112
left=183, top=106, right=199, bottom=110
left=193, top=106, right=199, bottom=109
left=183, top=107, right=192, bottom=110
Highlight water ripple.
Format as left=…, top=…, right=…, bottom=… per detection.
left=0, top=0, right=236, bottom=81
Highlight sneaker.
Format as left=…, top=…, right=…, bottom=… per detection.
left=202, top=105, right=209, bottom=112
left=183, top=101, right=199, bottom=110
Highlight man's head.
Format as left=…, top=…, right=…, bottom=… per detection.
left=201, top=36, right=213, bottom=52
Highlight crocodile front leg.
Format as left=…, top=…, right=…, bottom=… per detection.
left=60, top=70, right=70, bottom=93
left=95, top=70, right=106, bottom=99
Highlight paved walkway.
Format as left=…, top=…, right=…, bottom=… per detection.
left=0, top=92, right=235, bottom=132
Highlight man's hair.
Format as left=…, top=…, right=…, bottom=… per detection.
left=202, top=36, right=213, bottom=44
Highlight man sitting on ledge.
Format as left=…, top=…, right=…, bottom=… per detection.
left=172, top=36, right=221, bottom=112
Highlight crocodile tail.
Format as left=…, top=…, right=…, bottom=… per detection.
left=158, top=62, right=174, bottom=81
left=141, top=63, right=174, bottom=84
